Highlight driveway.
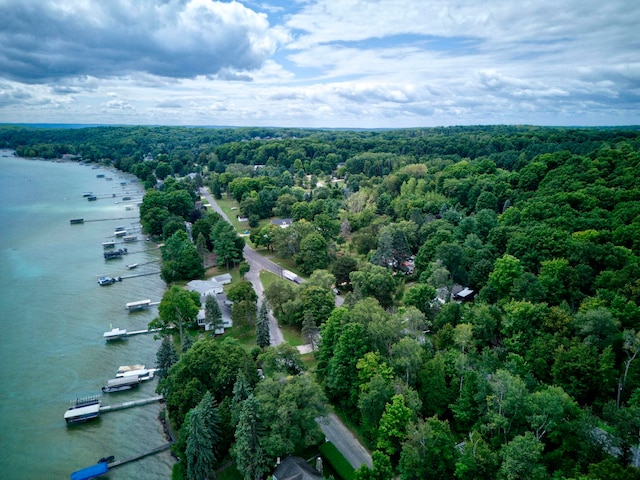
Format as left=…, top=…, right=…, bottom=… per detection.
left=318, top=413, right=373, bottom=469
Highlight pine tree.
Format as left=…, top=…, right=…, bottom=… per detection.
left=256, top=300, right=271, bottom=349
left=156, top=336, right=178, bottom=380
left=232, top=395, right=268, bottom=480
left=205, top=294, right=223, bottom=333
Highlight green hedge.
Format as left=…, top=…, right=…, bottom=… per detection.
left=319, top=441, right=355, bottom=480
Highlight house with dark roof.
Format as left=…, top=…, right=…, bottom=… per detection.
left=272, top=456, right=322, bottom=480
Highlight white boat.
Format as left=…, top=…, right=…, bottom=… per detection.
left=116, top=364, right=145, bottom=375
left=101, top=375, right=141, bottom=393
left=126, top=263, right=138, bottom=270
left=125, top=299, right=150, bottom=310
left=123, top=235, right=138, bottom=242
left=103, top=328, right=127, bottom=340
left=116, top=367, right=156, bottom=381
left=64, top=398, right=101, bottom=424
left=102, top=241, right=116, bottom=249
left=114, top=230, right=127, bottom=237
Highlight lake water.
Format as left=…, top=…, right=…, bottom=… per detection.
left=0, top=152, right=174, bottom=479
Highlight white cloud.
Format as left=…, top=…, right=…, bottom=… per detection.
left=0, top=0, right=638, bottom=127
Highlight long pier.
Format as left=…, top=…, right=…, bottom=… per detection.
left=121, top=271, right=160, bottom=279
left=99, top=395, right=164, bottom=413
left=125, top=328, right=161, bottom=337
left=107, top=442, right=172, bottom=469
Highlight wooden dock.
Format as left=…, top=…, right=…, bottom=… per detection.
left=125, top=328, right=161, bottom=337
left=107, top=442, right=172, bottom=469
left=99, top=395, right=164, bottom=413
left=120, top=271, right=160, bottom=279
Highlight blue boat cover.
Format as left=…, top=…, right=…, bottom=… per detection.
left=70, top=462, right=108, bottom=480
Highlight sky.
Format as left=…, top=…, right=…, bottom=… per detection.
left=0, top=0, right=638, bottom=129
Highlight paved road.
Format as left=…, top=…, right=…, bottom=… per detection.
left=200, top=188, right=284, bottom=345
left=319, top=413, right=373, bottom=469
left=200, top=188, right=371, bottom=469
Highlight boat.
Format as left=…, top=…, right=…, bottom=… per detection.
left=69, top=218, right=84, bottom=224
left=122, top=196, right=132, bottom=201
left=82, top=192, right=93, bottom=197
left=102, top=241, right=116, bottom=249
left=105, top=177, right=113, bottom=181
left=116, top=364, right=145, bottom=375
left=103, top=248, right=127, bottom=259
left=126, top=263, right=138, bottom=270
left=98, top=276, right=121, bottom=285
left=103, top=327, right=127, bottom=340
left=87, top=196, right=97, bottom=201
left=114, top=230, right=127, bottom=237
left=101, top=375, right=141, bottom=393
left=96, top=174, right=105, bottom=178
left=64, top=398, right=101, bottom=424
left=123, top=235, right=138, bottom=242
left=125, top=299, right=151, bottom=310
left=71, top=462, right=109, bottom=480
left=115, top=366, right=156, bottom=381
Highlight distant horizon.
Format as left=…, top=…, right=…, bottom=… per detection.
left=0, top=1, right=637, bottom=128
left=2, top=122, right=639, bottom=131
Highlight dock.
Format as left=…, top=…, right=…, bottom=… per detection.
left=71, top=443, right=172, bottom=478
left=99, top=395, right=164, bottom=413
left=125, top=328, right=161, bottom=337
left=106, top=443, right=172, bottom=469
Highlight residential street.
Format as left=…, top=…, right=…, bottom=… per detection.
left=199, top=187, right=371, bottom=469
left=199, top=187, right=286, bottom=344
left=319, top=413, right=373, bottom=469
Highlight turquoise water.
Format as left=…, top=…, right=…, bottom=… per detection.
left=0, top=152, right=173, bottom=479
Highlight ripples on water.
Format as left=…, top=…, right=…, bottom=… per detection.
left=0, top=153, right=173, bottom=479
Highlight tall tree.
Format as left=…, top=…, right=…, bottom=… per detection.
left=161, top=230, right=205, bottom=283
left=156, top=336, right=178, bottom=380
left=377, top=394, right=412, bottom=458
left=232, top=395, right=268, bottom=480
left=256, top=300, right=271, bottom=349
left=497, top=432, right=547, bottom=480
left=205, top=294, right=223, bottom=333
left=150, top=285, right=201, bottom=346
left=399, top=417, right=456, bottom=480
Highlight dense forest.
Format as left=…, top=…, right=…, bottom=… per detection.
left=3, top=124, right=640, bottom=479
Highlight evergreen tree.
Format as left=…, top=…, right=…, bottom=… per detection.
left=256, top=300, right=271, bottom=349
left=155, top=336, right=178, bottom=380
left=205, top=294, right=223, bottom=333
left=232, top=395, right=268, bottom=480
left=185, top=406, right=217, bottom=480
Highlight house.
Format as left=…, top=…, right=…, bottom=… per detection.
left=271, top=218, right=293, bottom=228
left=213, top=273, right=232, bottom=285
left=453, top=287, right=476, bottom=302
left=272, top=456, right=322, bottom=480
left=237, top=215, right=249, bottom=222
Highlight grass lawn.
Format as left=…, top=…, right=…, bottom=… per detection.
left=319, top=442, right=356, bottom=480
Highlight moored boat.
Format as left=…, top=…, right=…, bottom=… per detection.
left=103, top=248, right=127, bottom=259
left=101, top=375, right=141, bottom=393
left=103, top=327, right=127, bottom=340
left=126, top=263, right=138, bottom=269
left=64, top=398, right=101, bottom=424
left=98, top=276, right=121, bottom=285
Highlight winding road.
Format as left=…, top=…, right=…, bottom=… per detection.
left=199, top=188, right=372, bottom=470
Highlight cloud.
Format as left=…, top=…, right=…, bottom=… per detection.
left=0, top=0, right=287, bottom=83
